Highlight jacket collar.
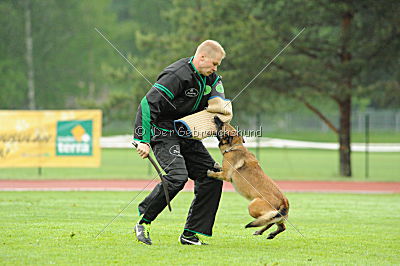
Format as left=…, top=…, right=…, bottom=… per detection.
left=188, top=56, right=206, bottom=82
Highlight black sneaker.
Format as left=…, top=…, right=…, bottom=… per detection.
left=179, top=234, right=208, bottom=245
left=134, top=223, right=152, bottom=245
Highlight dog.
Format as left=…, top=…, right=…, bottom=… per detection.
left=207, top=116, right=289, bottom=239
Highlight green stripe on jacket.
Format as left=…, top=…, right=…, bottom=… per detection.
left=154, top=83, right=174, bottom=100
left=140, top=97, right=151, bottom=142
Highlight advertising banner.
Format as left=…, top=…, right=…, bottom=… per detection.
left=0, top=110, right=101, bottom=167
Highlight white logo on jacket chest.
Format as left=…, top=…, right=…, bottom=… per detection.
left=185, top=88, right=199, bottom=97
left=169, top=145, right=183, bottom=157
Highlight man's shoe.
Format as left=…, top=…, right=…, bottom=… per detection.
left=134, top=223, right=152, bottom=245
left=179, top=234, right=208, bottom=245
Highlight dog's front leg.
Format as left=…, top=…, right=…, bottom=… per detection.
left=207, top=169, right=231, bottom=182
left=213, top=162, right=222, bottom=171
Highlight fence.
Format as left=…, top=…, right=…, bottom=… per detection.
left=234, top=109, right=400, bottom=133
left=103, top=109, right=400, bottom=136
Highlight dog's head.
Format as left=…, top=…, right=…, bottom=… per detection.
left=214, top=116, right=245, bottom=150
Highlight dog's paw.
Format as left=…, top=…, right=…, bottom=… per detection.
left=207, top=169, right=216, bottom=177
left=266, top=234, right=276, bottom=240
left=253, top=230, right=262, bottom=236
left=213, top=162, right=222, bottom=170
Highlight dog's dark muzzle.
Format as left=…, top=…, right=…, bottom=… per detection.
left=214, top=116, right=224, bottom=142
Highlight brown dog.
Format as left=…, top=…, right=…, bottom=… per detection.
left=207, top=117, right=289, bottom=239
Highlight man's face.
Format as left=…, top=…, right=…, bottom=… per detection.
left=197, top=53, right=223, bottom=76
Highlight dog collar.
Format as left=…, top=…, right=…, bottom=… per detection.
left=222, top=144, right=242, bottom=154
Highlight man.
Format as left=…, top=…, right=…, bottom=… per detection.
left=133, top=40, right=227, bottom=245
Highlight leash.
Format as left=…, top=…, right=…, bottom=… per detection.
left=132, top=142, right=172, bottom=212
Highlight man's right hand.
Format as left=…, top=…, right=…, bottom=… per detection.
left=136, top=142, right=150, bottom=159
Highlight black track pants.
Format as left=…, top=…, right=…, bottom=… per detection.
left=138, top=135, right=223, bottom=236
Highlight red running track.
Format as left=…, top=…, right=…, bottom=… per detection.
left=0, top=180, right=399, bottom=194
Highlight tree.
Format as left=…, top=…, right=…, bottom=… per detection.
left=260, top=0, right=400, bottom=176
left=0, top=1, right=26, bottom=108
left=24, top=0, right=35, bottom=109
left=136, top=0, right=400, bottom=177
left=0, top=0, right=118, bottom=109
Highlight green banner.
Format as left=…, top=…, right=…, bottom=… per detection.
left=56, top=120, right=93, bottom=156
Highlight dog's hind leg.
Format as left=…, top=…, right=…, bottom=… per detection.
left=247, top=198, right=268, bottom=218
left=253, top=223, right=274, bottom=236
left=267, top=222, right=286, bottom=239
left=245, top=198, right=275, bottom=228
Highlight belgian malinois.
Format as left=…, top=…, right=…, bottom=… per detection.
left=207, top=116, right=289, bottom=239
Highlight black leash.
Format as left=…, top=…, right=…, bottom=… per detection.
left=132, top=142, right=172, bottom=212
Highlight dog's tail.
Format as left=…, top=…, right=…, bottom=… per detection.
left=245, top=205, right=288, bottom=228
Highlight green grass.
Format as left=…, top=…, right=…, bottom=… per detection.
left=1, top=191, right=399, bottom=265
left=1, top=148, right=399, bottom=181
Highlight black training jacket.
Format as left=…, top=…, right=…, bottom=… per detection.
left=133, top=56, right=226, bottom=143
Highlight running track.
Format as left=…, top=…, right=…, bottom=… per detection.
left=1, top=180, right=399, bottom=194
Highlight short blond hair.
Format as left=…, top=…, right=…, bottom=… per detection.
left=195, top=40, right=226, bottom=59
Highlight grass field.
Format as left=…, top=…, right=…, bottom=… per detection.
left=1, top=148, right=399, bottom=181
left=1, top=191, right=399, bottom=265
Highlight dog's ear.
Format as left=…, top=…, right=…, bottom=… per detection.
left=214, top=116, right=224, bottom=131
left=216, top=131, right=221, bottom=141
left=236, top=131, right=245, bottom=143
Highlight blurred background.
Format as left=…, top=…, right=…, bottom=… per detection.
left=1, top=0, right=399, bottom=180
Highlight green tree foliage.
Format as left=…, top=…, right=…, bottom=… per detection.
left=134, top=0, right=399, bottom=176
left=0, top=1, right=26, bottom=108
left=0, top=0, right=118, bottom=109
left=1, top=0, right=398, bottom=175
left=85, top=0, right=173, bottom=125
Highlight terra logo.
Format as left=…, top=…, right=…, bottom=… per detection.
left=56, top=120, right=93, bottom=156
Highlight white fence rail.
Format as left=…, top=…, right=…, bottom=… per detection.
left=101, top=135, right=400, bottom=152
left=233, top=109, right=400, bottom=133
